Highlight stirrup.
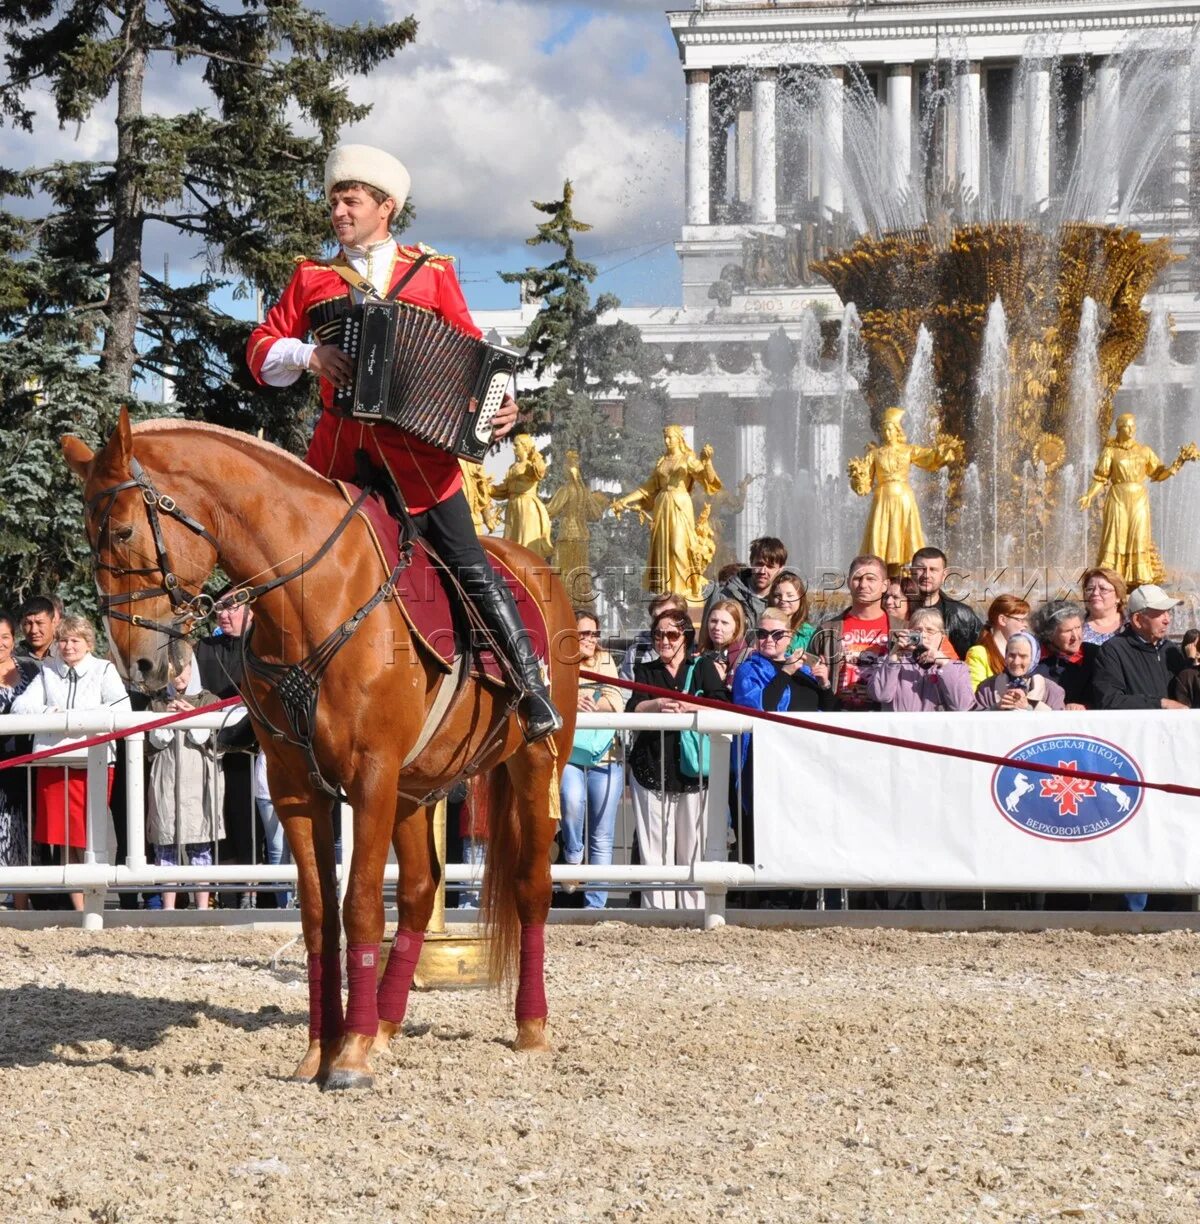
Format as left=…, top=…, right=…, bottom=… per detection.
left=518, top=689, right=563, bottom=744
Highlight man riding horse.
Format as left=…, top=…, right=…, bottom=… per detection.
left=246, top=143, right=562, bottom=743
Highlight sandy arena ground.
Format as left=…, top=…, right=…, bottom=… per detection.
left=0, top=924, right=1198, bottom=1222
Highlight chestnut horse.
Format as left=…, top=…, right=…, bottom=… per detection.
left=62, top=409, right=577, bottom=1089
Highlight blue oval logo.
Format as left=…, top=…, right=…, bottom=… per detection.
left=991, top=734, right=1144, bottom=842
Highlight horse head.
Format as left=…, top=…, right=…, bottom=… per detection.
left=62, top=407, right=220, bottom=691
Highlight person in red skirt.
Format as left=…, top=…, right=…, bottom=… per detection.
left=11, top=616, right=130, bottom=909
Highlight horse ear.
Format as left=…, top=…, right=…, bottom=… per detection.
left=61, top=435, right=95, bottom=481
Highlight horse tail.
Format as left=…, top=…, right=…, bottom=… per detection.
left=479, top=764, right=522, bottom=987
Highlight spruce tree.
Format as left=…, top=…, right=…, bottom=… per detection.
left=501, top=181, right=665, bottom=622
left=0, top=1, right=415, bottom=608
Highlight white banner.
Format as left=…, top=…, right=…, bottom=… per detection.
left=752, top=711, right=1200, bottom=889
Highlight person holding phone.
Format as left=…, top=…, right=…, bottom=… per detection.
left=973, top=631, right=1065, bottom=710
left=863, top=607, right=973, bottom=712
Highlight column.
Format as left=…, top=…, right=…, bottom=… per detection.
left=736, top=107, right=754, bottom=204
left=1171, top=52, right=1191, bottom=213
left=886, top=64, right=913, bottom=200
left=685, top=69, right=711, bottom=226
left=956, top=62, right=982, bottom=209
left=1025, top=60, right=1051, bottom=214
left=819, top=67, right=844, bottom=221
left=1090, top=57, right=1120, bottom=217
left=736, top=420, right=766, bottom=559
left=752, top=68, right=778, bottom=224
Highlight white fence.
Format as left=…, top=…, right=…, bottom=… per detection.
left=2, top=706, right=1198, bottom=929
left=0, top=708, right=755, bottom=929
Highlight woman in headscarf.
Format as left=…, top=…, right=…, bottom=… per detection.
left=972, top=630, right=1065, bottom=711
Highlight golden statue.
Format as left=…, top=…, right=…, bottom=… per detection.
left=490, top=433, right=552, bottom=559
left=459, top=459, right=499, bottom=534
left=847, top=407, right=964, bottom=569
left=611, top=424, right=723, bottom=600
left=545, top=449, right=608, bottom=603
left=1078, top=412, right=1199, bottom=585
left=690, top=503, right=717, bottom=580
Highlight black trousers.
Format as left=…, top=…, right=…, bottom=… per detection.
left=411, top=490, right=499, bottom=592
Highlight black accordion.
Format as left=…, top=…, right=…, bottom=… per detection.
left=327, top=299, right=519, bottom=463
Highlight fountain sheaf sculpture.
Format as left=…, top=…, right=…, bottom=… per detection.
left=1078, top=413, right=1199, bottom=586
left=848, top=407, right=964, bottom=570
left=718, top=40, right=1200, bottom=576
left=490, top=433, right=552, bottom=559
left=611, top=424, right=723, bottom=599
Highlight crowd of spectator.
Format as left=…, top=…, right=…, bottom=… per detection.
left=0, top=592, right=291, bottom=911
left=561, top=539, right=1200, bottom=914
left=4, top=536, right=1200, bottom=916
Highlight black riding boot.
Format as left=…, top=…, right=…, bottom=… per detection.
left=462, top=563, right=563, bottom=744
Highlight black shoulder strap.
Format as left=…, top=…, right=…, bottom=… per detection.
left=387, top=252, right=432, bottom=301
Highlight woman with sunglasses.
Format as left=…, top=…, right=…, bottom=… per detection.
left=730, top=608, right=837, bottom=871
left=625, top=609, right=725, bottom=909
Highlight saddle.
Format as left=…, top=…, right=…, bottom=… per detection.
left=333, top=480, right=552, bottom=687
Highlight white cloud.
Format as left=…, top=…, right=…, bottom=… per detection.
left=351, top=0, right=684, bottom=254
left=0, top=2, right=687, bottom=303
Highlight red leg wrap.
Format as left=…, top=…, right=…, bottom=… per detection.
left=307, top=948, right=344, bottom=1043
left=377, top=930, right=425, bottom=1025
left=515, top=923, right=547, bottom=1022
left=344, top=942, right=381, bottom=1037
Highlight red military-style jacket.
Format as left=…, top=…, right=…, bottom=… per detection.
left=246, top=242, right=481, bottom=513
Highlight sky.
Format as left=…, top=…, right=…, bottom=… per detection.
left=0, top=0, right=688, bottom=318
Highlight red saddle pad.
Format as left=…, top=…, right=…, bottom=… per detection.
left=335, top=481, right=551, bottom=685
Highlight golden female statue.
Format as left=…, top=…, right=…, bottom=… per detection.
left=1078, top=412, right=1199, bottom=585
left=459, top=459, right=499, bottom=534
left=611, top=424, right=723, bottom=600
left=847, top=407, right=963, bottom=570
left=490, top=433, right=552, bottom=559
left=545, top=449, right=608, bottom=602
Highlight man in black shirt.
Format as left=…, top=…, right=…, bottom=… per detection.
left=910, top=547, right=982, bottom=660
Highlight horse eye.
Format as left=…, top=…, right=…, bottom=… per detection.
left=113, top=525, right=134, bottom=543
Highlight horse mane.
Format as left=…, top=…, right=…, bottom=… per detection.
left=132, top=418, right=331, bottom=490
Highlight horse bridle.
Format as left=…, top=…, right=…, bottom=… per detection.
left=86, top=457, right=221, bottom=643
left=86, top=456, right=376, bottom=644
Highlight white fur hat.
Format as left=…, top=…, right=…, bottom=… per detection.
left=324, top=144, right=411, bottom=208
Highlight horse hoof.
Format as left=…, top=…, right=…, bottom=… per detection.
left=322, top=1067, right=375, bottom=1092
left=372, top=1019, right=400, bottom=1055
left=514, top=1018, right=551, bottom=1053
left=288, top=1040, right=328, bottom=1083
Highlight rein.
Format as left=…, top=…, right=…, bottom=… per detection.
left=86, top=458, right=374, bottom=640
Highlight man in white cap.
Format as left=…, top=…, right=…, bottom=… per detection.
left=246, top=144, right=561, bottom=741
left=1091, top=583, right=1188, bottom=710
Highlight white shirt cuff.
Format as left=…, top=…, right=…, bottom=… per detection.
left=259, top=339, right=316, bottom=387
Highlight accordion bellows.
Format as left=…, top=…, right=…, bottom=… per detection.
left=330, top=299, right=519, bottom=463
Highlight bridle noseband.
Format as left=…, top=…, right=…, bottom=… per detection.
left=86, top=457, right=219, bottom=643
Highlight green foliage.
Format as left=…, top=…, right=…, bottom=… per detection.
left=0, top=0, right=415, bottom=605
left=0, top=330, right=140, bottom=615
left=501, top=181, right=667, bottom=620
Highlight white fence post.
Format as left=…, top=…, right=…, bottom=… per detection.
left=124, top=733, right=147, bottom=870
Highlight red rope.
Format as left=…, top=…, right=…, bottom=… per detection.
left=585, top=668, right=1200, bottom=799
left=0, top=695, right=243, bottom=772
